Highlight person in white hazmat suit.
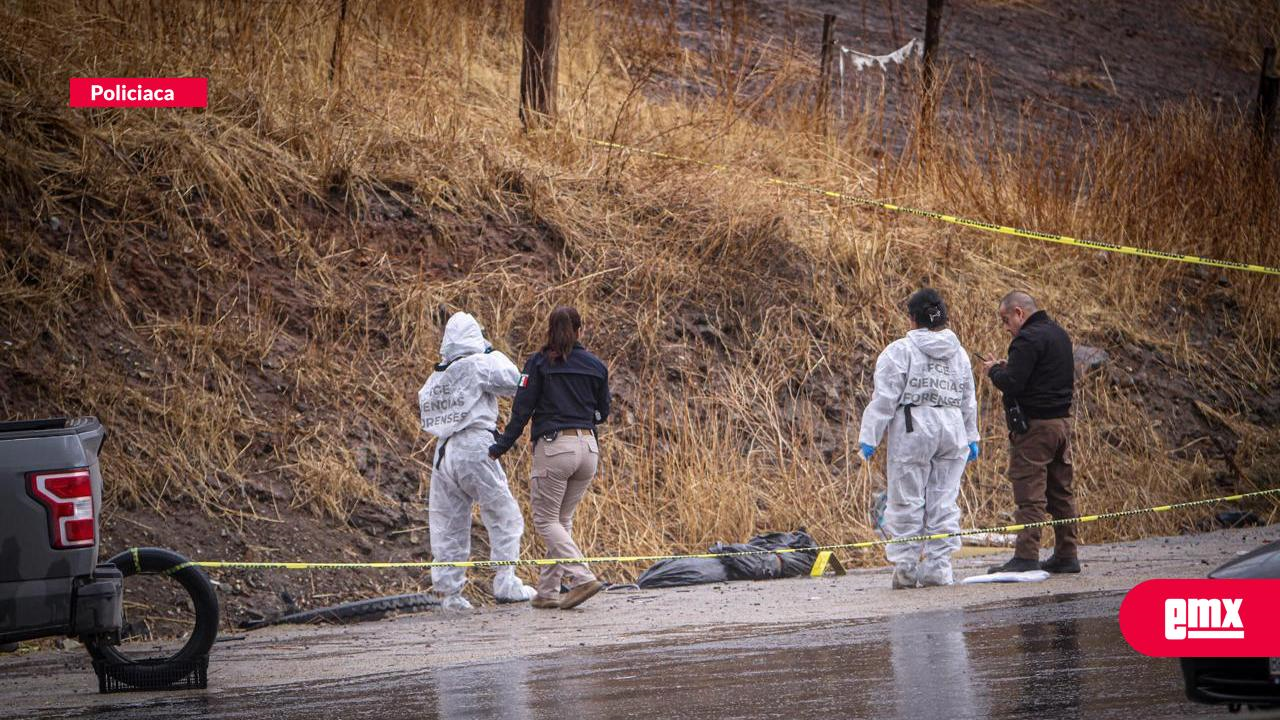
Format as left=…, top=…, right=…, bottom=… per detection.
left=418, top=312, right=536, bottom=610
left=858, top=289, right=980, bottom=588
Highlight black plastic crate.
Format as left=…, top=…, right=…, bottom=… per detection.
left=92, top=656, right=208, bottom=693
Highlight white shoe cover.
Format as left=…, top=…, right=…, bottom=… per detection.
left=891, top=564, right=917, bottom=589
left=493, top=570, right=536, bottom=603
left=918, top=561, right=955, bottom=587
left=441, top=594, right=473, bottom=611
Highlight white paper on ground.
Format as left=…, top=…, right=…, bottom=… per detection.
left=960, top=570, right=1051, bottom=584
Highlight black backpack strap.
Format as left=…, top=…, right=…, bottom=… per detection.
left=434, top=435, right=451, bottom=469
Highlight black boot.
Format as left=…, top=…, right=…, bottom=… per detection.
left=1040, top=555, right=1081, bottom=574
left=988, top=556, right=1041, bottom=574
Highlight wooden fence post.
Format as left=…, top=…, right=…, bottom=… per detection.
left=1257, top=46, right=1278, bottom=146
left=921, top=0, right=944, bottom=125
left=520, top=0, right=561, bottom=130
left=329, top=0, right=349, bottom=87
left=817, top=13, right=837, bottom=132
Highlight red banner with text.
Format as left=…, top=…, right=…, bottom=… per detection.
left=1120, top=579, right=1280, bottom=657
left=69, top=78, right=207, bottom=108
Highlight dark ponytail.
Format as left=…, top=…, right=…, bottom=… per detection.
left=906, top=288, right=948, bottom=330
left=544, top=306, right=582, bottom=362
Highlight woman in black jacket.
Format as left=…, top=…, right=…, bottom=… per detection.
left=490, top=306, right=610, bottom=609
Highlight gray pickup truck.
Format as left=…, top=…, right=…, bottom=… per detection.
left=1, top=417, right=217, bottom=691
left=0, top=417, right=123, bottom=646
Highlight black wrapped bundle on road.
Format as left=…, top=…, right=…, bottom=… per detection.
left=635, top=529, right=818, bottom=589
left=632, top=557, right=731, bottom=589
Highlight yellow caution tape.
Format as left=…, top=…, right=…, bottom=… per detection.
left=172, top=488, right=1279, bottom=573
left=586, top=139, right=1280, bottom=277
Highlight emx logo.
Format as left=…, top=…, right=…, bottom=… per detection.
left=1121, top=579, right=1280, bottom=657
left=1164, top=597, right=1244, bottom=640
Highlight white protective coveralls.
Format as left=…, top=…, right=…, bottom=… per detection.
left=419, top=313, right=535, bottom=608
left=858, top=328, right=979, bottom=586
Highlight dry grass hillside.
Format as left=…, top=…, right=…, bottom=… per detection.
left=1, top=1, right=1277, bottom=622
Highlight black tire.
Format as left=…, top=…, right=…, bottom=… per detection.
left=83, top=547, right=218, bottom=687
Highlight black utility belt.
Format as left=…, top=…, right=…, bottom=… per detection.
left=1005, top=408, right=1070, bottom=434
left=1004, top=406, right=1069, bottom=434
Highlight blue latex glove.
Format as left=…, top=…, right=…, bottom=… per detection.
left=860, top=443, right=876, bottom=460
left=967, top=442, right=980, bottom=463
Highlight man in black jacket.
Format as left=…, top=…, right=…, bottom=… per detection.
left=982, top=291, right=1081, bottom=574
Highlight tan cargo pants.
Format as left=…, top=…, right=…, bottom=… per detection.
left=1009, top=417, right=1079, bottom=561
left=529, top=429, right=599, bottom=599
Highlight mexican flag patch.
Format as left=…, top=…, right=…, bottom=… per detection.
left=518, top=374, right=529, bottom=387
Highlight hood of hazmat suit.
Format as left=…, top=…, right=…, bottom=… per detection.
left=440, top=311, right=487, bottom=363
left=907, top=327, right=960, bottom=360
left=857, top=327, right=979, bottom=588
left=418, top=312, right=535, bottom=605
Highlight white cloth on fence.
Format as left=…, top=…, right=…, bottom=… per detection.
left=837, top=38, right=923, bottom=119
left=840, top=37, right=922, bottom=72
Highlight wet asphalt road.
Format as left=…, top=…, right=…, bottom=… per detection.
left=30, top=590, right=1245, bottom=720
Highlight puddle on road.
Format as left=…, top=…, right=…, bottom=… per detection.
left=67, top=593, right=1220, bottom=720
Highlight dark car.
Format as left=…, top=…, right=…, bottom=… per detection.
left=1180, top=541, right=1280, bottom=711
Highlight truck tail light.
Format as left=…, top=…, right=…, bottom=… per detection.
left=27, top=469, right=95, bottom=549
